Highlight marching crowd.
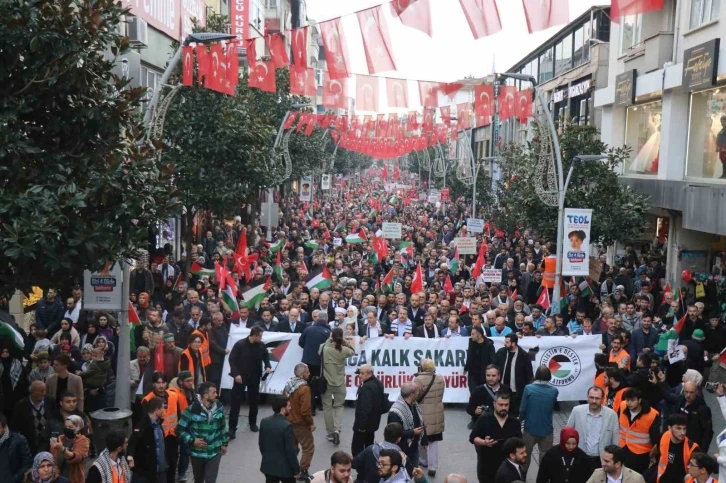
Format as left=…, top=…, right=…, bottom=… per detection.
left=0, top=174, right=725, bottom=483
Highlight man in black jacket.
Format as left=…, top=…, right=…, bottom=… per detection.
left=352, top=364, right=387, bottom=458
left=467, top=364, right=508, bottom=429
left=470, top=392, right=522, bottom=483
left=11, top=380, right=58, bottom=454
left=228, top=327, right=271, bottom=435
left=258, top=397, right=300, bottom=483
left=0, top=412, right=33, bottom=483
left=495, top=437, right=528, bottom=483
left=495, top=334, right=533, bottom=417
left=128, top=397, right=168, bottom=483
left=352, top=423, right=413, bottom=483
left=465, top=326, right=496, bottom=392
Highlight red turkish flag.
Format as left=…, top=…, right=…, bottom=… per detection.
left=356, top=75, right=380, bottom=112
left=439, top=82, right=463, bottom=99
left=356, top=6, right=396, bottom=74
left=182, top=46, right=193, bottom=86
left=440, top=106, right=451, bottom=125
left=410, top=263, right=424, bottom=294
left=394, top=163, right=401, bottom=180
left=195, top=45, right=210, bottom=83
left=407, top=111, right=419, bottom=131
left=291, top=26, right=308, bottom=67
left=422, top=108, right=434, bottom=132
left=498, top=85, right=516, bottom=121
left=522, top=0, right=570, bottom=33
left=418, top=81, right=439, bottom=107
left=265, top=33, right=290, bottom=68
left=458, top=0, right=502, bottom=39
left=290, top=66, right=316, bottom=97
left=474, top=84, right=494, bottom=127
left=391, top=0, right=432, bottom=37
left=205, top=44, right=225, bottom=93
left=248, top=59, right=276, bottom=93
left=283, top=112, right=298, bottom=130
left=386, top=77, right=409, bottom=108
left=322, top=73, right=347, bottom=109
left=516, top=89, right=533, bottom=123
left=456, top=102, right=472, bottom=130
left=226, top=42, right=239, bottom=95
left=319, top=18, right=350, bottom=79
left=611, top=0, right=664, bottom=21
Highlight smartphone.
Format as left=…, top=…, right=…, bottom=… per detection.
left=51, top=432, right=59, bottom=439
left=705, top=381, right=719, bottom=393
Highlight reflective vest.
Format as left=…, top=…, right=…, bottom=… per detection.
left=686, top=478, right=718, bottom=483
left=594, top=371, right=607, bottom=392
left=179, top=348, right=207, bottom=383
left=142, top=389, right=179, bottom=437
left=606, top=385, right=625, bottom=411
left=167, top=385, right=189, bottom=413
left=619, top=402, right=658, bottom=454
left=192, top=329, right=211, bottom=368
left=542, top=256, right=556, bottom=289
left=609, top=349, right=631, bottom=370
left=657, top=431, right=699, bottom=483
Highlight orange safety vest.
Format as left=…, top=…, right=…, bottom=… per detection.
left=657, top=431, right=699, bottom=483
left=594, top=371, right=607, bottom=392
left=606, top=385, right=625, bottom=411
left=111, top=464, right=126, bottom=483
left=619, top=402, right=658, bottom=454
left=142, top=389, right=180, bottom=436
left=609, top=349, right=631, bottom=370
left=686, top=478, right=718, bottom=483
left=179, top=348, right=207, bottom=383
left=167, top=385, right=189, bottom=413
left=542, top=256, right=556, bottom=289
left=192, top=329, right=211, bottom=368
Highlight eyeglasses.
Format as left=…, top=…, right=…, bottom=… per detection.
left=377, top=462, right=391, bottom=468
left=687, top=462, right=700, bottom=468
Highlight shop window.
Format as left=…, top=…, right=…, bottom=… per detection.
left=539, top=48, right=553, bottom=83
left=686, top=88, right=726, bottom=179
left=619, top=14, right=642, bottom=54
left=529, top=59, right=538, bottom=83
left=555, top=34, right=572, bottom=76
left=624, top=101, right=662, bottom=175
left=689, top=0, right=720, bottom=29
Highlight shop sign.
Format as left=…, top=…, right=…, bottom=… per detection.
left=552, top=87, right=568, bottom=103
left=683, top=39, right=720, bottom=92
left=230, top=0, right=250, bottom=42
left=614, top=70, right=636, bottom=107
left=120, top=0, right=179, bottom=39
left=568, top=79, right=591, bottom=98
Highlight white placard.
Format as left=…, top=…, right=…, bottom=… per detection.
left=321, top=174, right=331, bottom=190
left=428, top=189, right=440, bottom=203
left=83, top=262, right=124, bottom=311
left=480, top=268, right=502, bottom=283
left=382, top=222, right=402, bottom=239
left=467, top=218, right=484, bottom=233
left=562, top=208, right=593, bottom=276
left=453, top=237, right=476, bottom=255
left=299, top=176, right=312, bottom=202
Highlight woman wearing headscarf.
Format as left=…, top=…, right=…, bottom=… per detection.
left=24, top=452, right=70, bottom=483
left=0, top=343, right=28, bottom=418
left=536, top=427, right=592, bottom=483
left=50, top=319, right=81, bottom=349
left=50, top=415, right=89, bottom=483
left=79, top=321, right=99, bottom=348
left=414, top=358, right=445, bottom=478
left=345, top=305, right=360, bottom=333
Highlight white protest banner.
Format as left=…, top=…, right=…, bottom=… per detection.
left=467, top=218, right=484, bottom=233
left=382, top=222, right=402, bottom=239
left=321, top=174, right=331, bottom=190
left=83, top=262, right=124, bottom=311
left=428, top=189, right=440, bottom=203
left=453, top=237, right=476, bottom=255
left=562, top=208, right=592, bottom=276
left=299, top=176, right=312, bottom=202
left=222, top=326, right=600, bottom=402
left=480, top=268, right=502, bottom=283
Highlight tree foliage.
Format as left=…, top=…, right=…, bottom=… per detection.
left=489, top=122, right=649, bottom=246
left=0, top=0, right=179, bottom=293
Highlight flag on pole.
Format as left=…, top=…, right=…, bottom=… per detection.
left=719, top=347, right=726, bottom=366
left=269, top=238, right=285, bottom=253
left=611, top=0, right=664, bottom=22
left=673, top=313, right=688, bottom=335
left=128, top=302, right=141, bottom=325
left=241, top=277, right=272, bottom=309
left=536, top=287, right=551, bottom=311
left=346, top=229, right=367, bottom=244
left=306, top=266, right=333, bottom=291
left=221, top=284, right=241, bottom=319
left=449, top=247, right=460, bottom=273
left=191, top=262, right=215, bottom=278
left=172, top=273, right=183, bottom=291
left=273, top=250, right=284, bottom=283
left=410, top=263, right=424, bottom=293
left=578, top=279, right=592, bottom=298
left=0, top=320, right=26, bottom=355
left=444, top=275, right=454, bottom=293
left=382, top=267, right=395, bottom=292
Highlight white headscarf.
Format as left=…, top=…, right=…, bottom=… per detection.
left=345, top=305, right=359, bottom=326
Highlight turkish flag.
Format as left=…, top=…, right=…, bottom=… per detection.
left=522, top=0, right=570, bottom=33
left=291, top=26, right=308, bottom=67
left=391, top=0, right=432, bottom=37
left=319, top=18, right=350, bottom=79
left=265, top=33, right=290, bottom=68
left=611, top=0, right=664, bottom=21
left=410, top=263, right=424, bottom=294
left=440, top=105, right=451, bottom=125
left=386, top=77, right=409, bottom=108
left=439, top=82, right=463, bottom=99
left=422, top=108, right=434, bottom=132
left=283, top=111, right=298, bottom=130
left=182, top=46, right=193, bottom=86
left=498, top=85, right=516, bottom=121
left=458, top=0, right=502, bottom=39
left=322, top=73, right=347, bottom=109
left=356, top=6, right=396, bottom=74
left=356, top=75, right=380, bottom=112
left=474, top=84, right=494, bottom=127
left=456, top=102, right=472, bottom=130
left=205, top=44, right=225, bottom=93
left=226, top=42, right=239, bottom=95
left=418, top=81, right=439, bottom=107
left=394, top=163, right=401, bottom=180
left=516, top=89, right=533, bottom=122
left=290, top=66, right=316, bottom=97
left=407, top=111, right=419, bottom=131
left=248, top=59, right=276, bottom=93
left=195, top=45, right=210, bottom=83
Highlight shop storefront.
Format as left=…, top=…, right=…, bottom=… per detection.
left=684, top=40, right=726, bottom=180
left=568, top=76, right=593, bottom=125
left=553, top=85, right=569, bottom=123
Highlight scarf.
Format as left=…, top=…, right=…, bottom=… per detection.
left=91, top=448, right=131, bottom=483
left=0, top=429, right=10, bottom=446
left=422, top=324, right=439, bottom=339
left=381, top=468, right=411, bottom=483
left=560, top=426, right=579, bottom=453
left=283, top=377, right=307, bottom=397
left=0, top=358, right=23, bottom=388
left=389, top=396, right=424, bottom=447
left=195, top=394, right=220, bottom=422
left=31, top=451, right=57, bottom=483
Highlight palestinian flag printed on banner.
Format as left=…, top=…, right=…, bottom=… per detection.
left=548, top=354, right=576, bottom=379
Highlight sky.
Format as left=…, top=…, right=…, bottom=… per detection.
left=305, top=0, right=609, bottom=82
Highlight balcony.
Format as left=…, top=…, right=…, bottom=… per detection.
left=623, top=32, right=674, bottom=74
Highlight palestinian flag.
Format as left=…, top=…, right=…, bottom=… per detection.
left=305, top=240, right=319, bottom=250
left=369, top=251, right=379, bottom=265
left=299, top=260, right=309, bottom=276
left=172, top=273, right=183, bottom=291
left=369, top=209, right=378, bottom=218
left=400, top=241, right=414, bottom=266
left=375, top=278, right=382, bottom=295
left=128, top=302, right=141, bottom=324
left=334, top=222, right=346, bottom=233
left=389, top=196, right=399, bottom=204
left=548, top=354, right=577, bottom=379
left=346, top=229, right=367, bottom=244
left=221, top=285, right=240, bottom=319
left=673, top=313, right=688, bottom=335
left=444, top=275, right=454, bottom=293
left=241, top=277, right=272, bottom=309
left=0, top=320, right=26, bottom=355
left=578, top=279, right=592, bottom=298
left=449, top=247, right=460, bottom=273
left=191, top=262, right=215, bottom=278
left=269, top=238, right=285, bottom=253
left=306, top=266, right=333, bottom=291
left=273, top=250, right=284, bottom=283
left=382, top=267, right=395, bottom=292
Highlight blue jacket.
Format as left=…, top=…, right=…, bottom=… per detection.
left=441, top=326, right=469, bottom=337
left=519, top=381, right=559, bottom=437
left=631, top=327, right=659, bottom=357
left=299, top=322, right=331, bottom=365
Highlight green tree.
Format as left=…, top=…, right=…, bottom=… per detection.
left=490, top=122, right=649, bottom=246
left=0, top=0, right=178, bottom=293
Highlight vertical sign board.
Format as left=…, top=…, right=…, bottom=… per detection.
left=683, top=39, right=720, bottom=91
left=440, top=187, right=450, bottom=201
left=614, top=70, right=637, bottom=107
left=321, top=174, right=331, bottom=190
left=299, top=176, right=312, bottom=202
left=84, top=263, right=124, bottom=311
left=562, top=208, right=593, bottom=276
left=230, top=0, right=250, bottom=43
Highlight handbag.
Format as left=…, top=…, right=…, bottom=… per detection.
left=311, top=342, right=329, bottom=394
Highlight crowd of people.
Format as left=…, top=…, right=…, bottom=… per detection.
left=0, top=173, right=725, bottom=483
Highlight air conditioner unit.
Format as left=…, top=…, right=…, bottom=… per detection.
left=128, top=17, right=148, bottom=48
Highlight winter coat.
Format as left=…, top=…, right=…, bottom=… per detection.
left=0, top=431, right=33, bottom=483
left=299, top=322, right=331, bottom=366
left=413, top=372, right=445, bottom=436
left=353, top=376, right=387, bottom=433
left=176, top=398, right=228, bottom=459
left=79, top=358, right=111, bottom=389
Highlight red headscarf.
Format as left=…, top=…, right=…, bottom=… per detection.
left=560, top=427, right=579, bottom=453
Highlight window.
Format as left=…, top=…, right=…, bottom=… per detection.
left=573, top=27, right=584, bottom=67
left=529, top=59, right=538, bottom=84
left=266, top=0, right=278, bottom=7
left=690, top=0, right=720, bottom=29
left=555, top=34, right=572, bottom=75
left=685, top=88, right=726, bottom=178
left=624, top=101, right=662, bottom=175
left=539, top=48, right=553, bottom=83
left=250, top=0, right=265, bottom=33
left=619, top=14, right=642, bottom=54
left=141, top=66, right=162, bottom=113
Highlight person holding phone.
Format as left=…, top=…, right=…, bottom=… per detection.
left=49, top=415, right=88, bottom=483
left=387, top=382, right=427, bottom=468
left=470, top=392, right=522, bottom=483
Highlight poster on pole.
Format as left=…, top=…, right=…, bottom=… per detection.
left=299, top=176, right=312, bottom=201
left=428, top=189, right=440, bottom=203
left=562, top=208, right=592, bottom=276
left=467, top=218, right=484, bottom=233
left=321, top=174, right=331, bottom=190
left=480, top=268, right=502, bottom=283
left=382, top=222, right=402, bottom=239
left=83, top=262, right=124, bottom=311
left=453, top=237, right=476, bottom=255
